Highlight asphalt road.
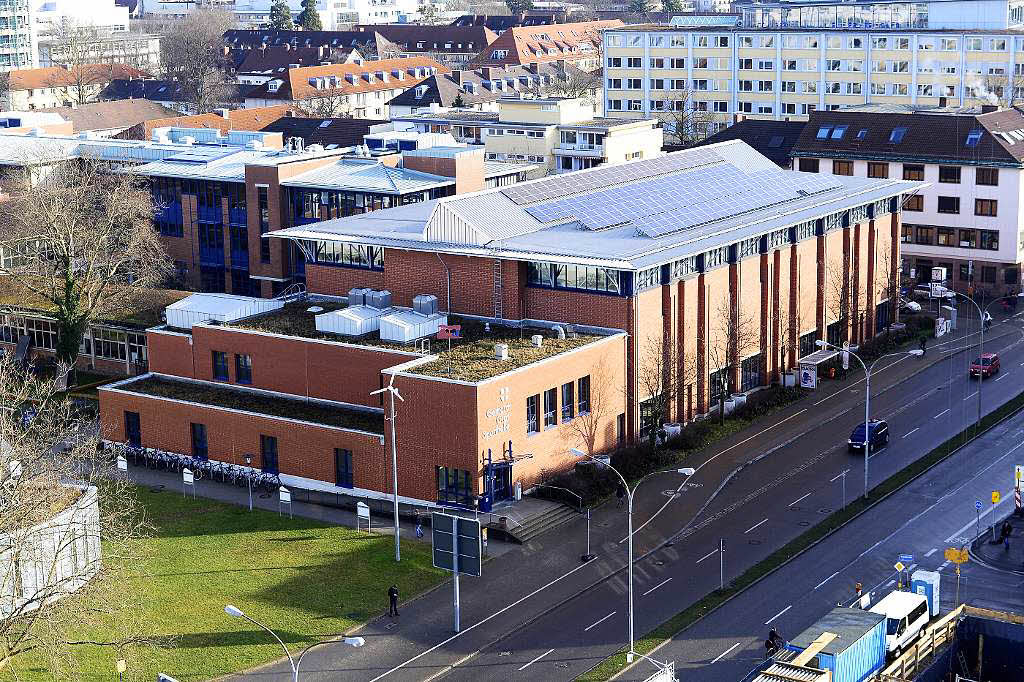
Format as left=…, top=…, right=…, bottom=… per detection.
left=619, top=386, right=1024, bottom=682
left=237, top=312, right=1024, bottom=682
left=426, top=316, right=1024, bottom=681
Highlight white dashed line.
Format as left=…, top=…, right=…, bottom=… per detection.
left=925, top=548, right=938, bottom=558
left=996, top=372, right=1009, bottom=382
left=789, top=493, right=812, bottom=507
left=965, top=391, right=978, bottom=401
left=885, top=579, right=896, bottom=588
left=745, top=518, right=769, bottom=534
left=518, top=648, right=555, bottom=671
left=696, top=549, right=719, bottom=564
left=935, top=409, right=950, bottom=419
left=939, top=560, right=951, bottom=571
left=711, top=643, right=742, bottom=664
left=814, top=571, right=839, bottom=590
left=642, top=578, right=672, bottom=596
left=903, top=427, right=920, bottom=439
left=584, top=612, right=616, bottom=632
left=765, top=605, right=792, bottom=625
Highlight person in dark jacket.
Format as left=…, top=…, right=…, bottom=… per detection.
left=616, top=483, right=626, bottom=507
left=388, top=585, right=399, bottom=617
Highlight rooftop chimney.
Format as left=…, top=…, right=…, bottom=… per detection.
left=982, top=104, right=1000, bottom=114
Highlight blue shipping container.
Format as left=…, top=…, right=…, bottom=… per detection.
left=785, top=607, right=887, bottom=682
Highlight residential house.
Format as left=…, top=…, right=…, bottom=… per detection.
left=4, top=64, right=148, bottom=110
left=98, top=79, right=250, bottom=114
left=354, top=24, right=497, bottom=67
left=115, top=105, right=299, bottom=141
left=38, top=100, right=181, bottom=137
left=697, top=118, right=805, bottom=167
left=242, top=57, right=448, bottom=119
left=231, top=46, right=363, bottom=86
left=470, top=20, right=622, bottom=71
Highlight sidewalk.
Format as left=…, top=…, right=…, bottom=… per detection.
left=211, top=318, right=1023, bottom=681
left=971, top=509, right=1024, bottom=574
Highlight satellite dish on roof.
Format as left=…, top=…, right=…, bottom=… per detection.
left=307, top=306, right=324, bottom=313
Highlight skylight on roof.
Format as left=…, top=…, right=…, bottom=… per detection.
left=856, top=128, right=868, bottom=141
left=830, top=125, right=848, bottom=140
left=816, top=126, right=831, bottom=139
left=889, top=127, right=908, bottom=143
left=319, top=120, right=333, bottom=128
left=965, top=129, right=983, bottom=147
left=767, top=135, right=784, bottom=148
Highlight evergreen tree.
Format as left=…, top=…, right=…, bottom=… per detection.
left=269, top=0, right=295, bottom=30
left=505, top=0, right=534, bottom=14
left=297, top=0, right=322, bottom=31
left=628, top=0, right=651, bottom=14
left=662, top=0, right=683, bottom=13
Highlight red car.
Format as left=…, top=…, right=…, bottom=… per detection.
left=970, top=353, right=1000, bottom=378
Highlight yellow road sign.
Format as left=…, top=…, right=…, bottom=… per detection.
left=993, top=491, right=1002, bottom=504
left=894, top=561, right=905, bottom=572
left=1017, top=465, right=1023, bottom=482
left=944, top=547, right=969, bottom=564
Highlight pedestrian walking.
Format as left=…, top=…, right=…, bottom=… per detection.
left=919, top=335, right=927, bottom=355
left=616, top=482, right=626, bottom=508
left=1005, top=535, right=1011, bottom=552
left=388, top=584, right=399, bottom=617
left=764, top=638, right=777, bottom=659
left=415, top=521, right=424, bottom=539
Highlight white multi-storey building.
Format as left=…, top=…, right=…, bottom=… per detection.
left=0, top=0, right=36, bottom=71
left=790, top=104, right=1024, bottom=293
left=603, top=0, right=1024, bottom=133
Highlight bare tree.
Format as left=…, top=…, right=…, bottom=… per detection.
left=825, top=256, right=851, bottom=344
left=874, top=246, right=899, bottom=329
left=0, top=157, right=171, bottom=366
left=43, top=21, right=113, bottom=107
left=774, top=290, right=803, bottom=382
left=0, top=355, right=150, bottom=676
left=523, top=64, right=602, bottom=106
left=297, top=93, right=355, bottom=118
left=655, top=89, right=717, bottom=147
left=982, top=71, right=1024, bottom=106
left=706, top=296, right=759, bottom=423
left=160, top=8, right=234, bottom=114
left=566, top=359, right=616, bottom=458
left=637, top=336, right=697, bottom=444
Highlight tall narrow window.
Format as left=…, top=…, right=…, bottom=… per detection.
left=561, top=382, right=574, bottom=422
left=235, top=353, right=252, bottom=384
left=543, top=388, right=557, bottom=427
left=526, top=394, right=539, bottom=433
left=578, top=376, right=591, bottom=414
left=190, top=423, right=208, bottom=460
left=260, top=434, right=278, bottom=473
left=212, top=351, right=228, bottom=381
left=124, top=411, right=141, bottom=447
left=258, top=186, right=271, bottom=263
left=335, top=448, right=353, bottom=488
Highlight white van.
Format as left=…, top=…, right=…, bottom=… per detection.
left=869, top=591, right=930, bottom=655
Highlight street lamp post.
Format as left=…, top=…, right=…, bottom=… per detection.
left=571, top=448, right=694, bottom=664
left=224, top=605, right=364, bottom=682
left=816, top=342, right=923, bottom=499
left=244, top=454, right=253, bottom=512
left=371, top=374, right=404, bottom=563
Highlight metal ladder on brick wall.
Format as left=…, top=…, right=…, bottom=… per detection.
left=492, top=258, right=503, bottom=320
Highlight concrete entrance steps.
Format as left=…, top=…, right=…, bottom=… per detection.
left=487, top=497, right=581, bottom=543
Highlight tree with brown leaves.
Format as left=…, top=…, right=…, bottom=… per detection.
left=159, top=8, right=234, bottom=114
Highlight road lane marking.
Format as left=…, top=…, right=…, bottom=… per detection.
left=925, top=548, right=938, bottom=558
left=642, top=578, right=672, bottom=596
left=711, top=643, right=741, bottom=664
left=996, top=372, right=1009, bottom=382
left=908, top=563, right=918, bottom=572
left=696, top=549, right=719, bottom=564
left=885, top=580, right=896, bottom=588
left=814, top=571, right=839, bottom=590
left=965, top=391, right=978, bottom=401
left=830, top=472, right=847, bottom=483
left=945, top=491, right=1013, bottom=542
left=765, top=605, right=792, bottom=625
left=518, top=648, right=555, bottom=671
left=813, top=356, right=905, bottom=406
left=745, top=518, right=768, bottom=534
left=584, top=612, right=616, bottom=632
left=621, top=408, right=809, bottom=543
left=939, top=560, right=951, bottom=571
left=935, top=409, right=950, bottom=419
left=903, top=427, right=920, bottom=439
left=789, top=492, right=812, bottom=507
left=368, top=554, right=597, bottom=681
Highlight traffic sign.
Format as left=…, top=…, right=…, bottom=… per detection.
left=992, top=491, right=1001, bottom=505
left=899, top=553, right=914, bottom=563
left=894, top=561, right=905, bottom=572
left=944, top=547, right=969, bottom=564
left=976, top=500, right=983, bottom=511
left=431, top=512, right=482, bottom=577
left=1016, top=465, right=1023, bottom=483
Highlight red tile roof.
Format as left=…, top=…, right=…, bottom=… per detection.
left=8, top=64, right=149, bottom=91
left=246, top=56, right=449, bottom=102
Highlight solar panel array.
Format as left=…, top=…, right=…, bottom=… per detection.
left=521, top=163, right=844, bottom=239
left=501, top=147, right=724, bottom=206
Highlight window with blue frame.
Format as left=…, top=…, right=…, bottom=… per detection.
left=436, top=465, right=472, bottom=506
left=200, top=266, right=225, bottom=293
left=258, top=186, right=271, bottom=263
left=260, top=434, right=279, bottom=474
left=234, top=353, right=252, bottom=384
left=295, top=239, right=384, bottom=270
left=196, top=181, right=222, bottom=223
left=190, top=422, right=208, bottom=459
left=212, top=351, right=228, bottom=380
left=198, top=222, right=225, bottom=266
left=289, top=188, right=408, bottom=226
left=229, top=224, right=249, bottom=270
left=224, top=182, right=247, bottom=225
left=151, top=177, right=183, bottom=237
left=526, top=261, right=624, bottom=295
left=335, top=448, right=353, bottom=488
left=230, top=269, right=253, bottom=296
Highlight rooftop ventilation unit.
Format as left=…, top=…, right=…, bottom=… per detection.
left=379, top=310, right=448, bottom=343
left=347, top=287, right=370, bottom=306
left=413, top=294, right=439, bottom=316
left=315, top=305, right=391, bottom=336
left=366, top=289, right=392, bottom=309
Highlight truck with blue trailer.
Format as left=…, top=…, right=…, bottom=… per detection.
left=785, top=607, right=887, bottom=682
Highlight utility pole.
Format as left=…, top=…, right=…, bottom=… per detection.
left=372, top=375, right=404, bottom=562
left=719, top=538, right=725, bottom=590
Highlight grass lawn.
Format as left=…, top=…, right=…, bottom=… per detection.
left=8, top=487, right=444, bottom=681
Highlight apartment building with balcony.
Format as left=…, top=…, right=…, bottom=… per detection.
left=791, top=105, right=1024, bottom=294
left=96, top=141, right=919, bottom=510
left=394, top=96, right=663, bottom=175
left=0, top=0, right=35, bottom=71
left=602, top=0, right=1024, bottom=134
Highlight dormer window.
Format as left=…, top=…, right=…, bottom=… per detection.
left=889, top=127, right=908, bottom=143
left=965, top=129, right=983, bottom=147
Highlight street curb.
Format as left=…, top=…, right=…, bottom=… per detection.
left=597, top=384, right=1024, bottom=681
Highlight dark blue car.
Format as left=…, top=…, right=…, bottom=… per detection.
left=848, top=419, right=889, bottom=453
